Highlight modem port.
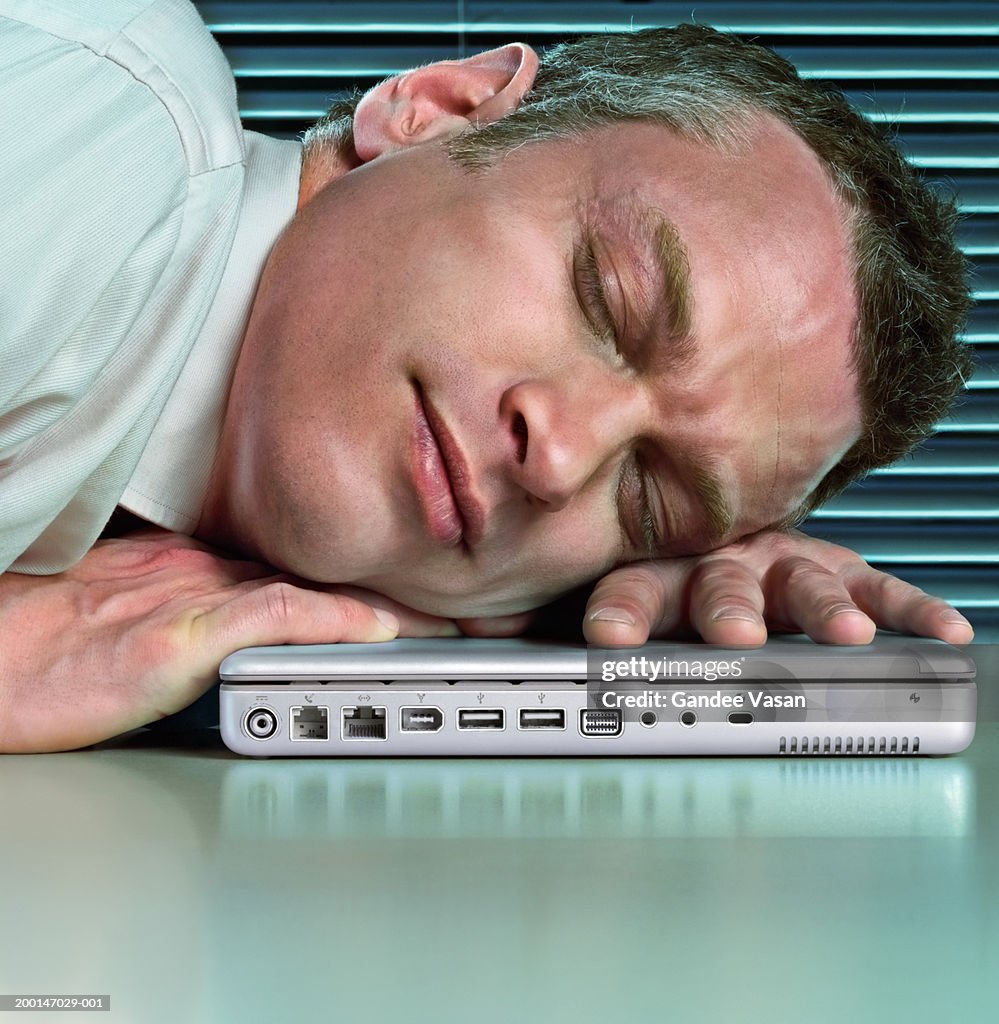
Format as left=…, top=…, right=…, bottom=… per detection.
left=291, top=705, right=329, bottom=740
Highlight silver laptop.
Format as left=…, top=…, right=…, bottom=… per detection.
left=219, top=634, right=976, bottom=757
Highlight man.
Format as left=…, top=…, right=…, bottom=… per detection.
left=0, top=1, right=974, bottom=752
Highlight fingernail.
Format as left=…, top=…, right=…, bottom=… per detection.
left=711, top=607, right=759, bottom=623
left=373, top=608, right=400, bottom=633
left=942, top=613, right=971, bottom=628
left=589, top=607, right=636, bottom=626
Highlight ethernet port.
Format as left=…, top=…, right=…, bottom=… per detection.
left=291, top=705, right=329, bottom=740
left=342, top=705, right=388, bottom=741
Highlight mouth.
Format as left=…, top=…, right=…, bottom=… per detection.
left=410, top=382, right=486, bottom=549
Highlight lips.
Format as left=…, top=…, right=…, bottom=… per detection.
left=411, top=383, right=485, bottom=548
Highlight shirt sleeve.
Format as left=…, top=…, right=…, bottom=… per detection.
left=0, top=0, right=244, bottom=573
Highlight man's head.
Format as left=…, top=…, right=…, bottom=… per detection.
left=200, top=25, right=972, bottom=617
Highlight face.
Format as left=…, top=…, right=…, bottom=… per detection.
left=209, top=115, right=861, bottom=617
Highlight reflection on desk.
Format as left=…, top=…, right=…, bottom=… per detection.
left=220, top=757, right=974, bottom=841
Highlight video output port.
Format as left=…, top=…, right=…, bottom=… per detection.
left=245, top=707, right=279, bottom=740
left=579, top=709, right=623, bottom=736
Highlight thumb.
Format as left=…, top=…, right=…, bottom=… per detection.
left=196, top=581, right=401, bottom=655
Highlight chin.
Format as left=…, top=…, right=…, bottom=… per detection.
left=373, top=576, right=553, bottom=621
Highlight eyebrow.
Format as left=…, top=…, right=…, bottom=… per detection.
left=634, top=208, right=734, bottom=546
left=638, top=207, right=695, bottom=357
left=690, top=459, right=735, bottom=546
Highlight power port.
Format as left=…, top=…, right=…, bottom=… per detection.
left=291, top=705, right=329, bottom=740
left=342, top=706, right=387, bottom=740
left=244, top=707, right=278, bottom=740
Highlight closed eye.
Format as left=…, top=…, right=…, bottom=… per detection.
left=577, top=240, right=622, bottom=357
left=615, top=447, right=663, bottom=558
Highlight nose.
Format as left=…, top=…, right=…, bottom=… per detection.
left=500, top=372, right=646, bottom=511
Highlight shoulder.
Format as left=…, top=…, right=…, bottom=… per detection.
left=1, top=0, right=246, bottom=385
left=0, top=0, right=243, bottom=174
left=0, top=0, right=247, bottom=537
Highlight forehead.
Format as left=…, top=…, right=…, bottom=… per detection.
left=576, top=114, right=852, bottom=277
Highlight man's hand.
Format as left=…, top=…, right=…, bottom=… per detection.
left=0, top=528, right=457, bottom=753
left=581, top=529, right=974, bottom=647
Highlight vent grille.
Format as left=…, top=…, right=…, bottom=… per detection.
left=778, top=735, right=920, bottom=755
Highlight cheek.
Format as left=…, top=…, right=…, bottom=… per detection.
left=375, top=507, right=622, bottom=618
left=246, top=412, right=330, bottom=568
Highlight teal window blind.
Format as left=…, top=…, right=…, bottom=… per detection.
left=196, top=1, right=999, bottom=637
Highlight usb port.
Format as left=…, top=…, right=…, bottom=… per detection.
left=518, top=708, right=566, bottom=730
left=400, top=707, right=444, bottom=732
left=457, top=709, right=505, bottom=730
left=728, top=712, right=754, bottom=725
left=579, top=709, right=623, bottom=737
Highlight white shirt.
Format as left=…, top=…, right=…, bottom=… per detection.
left=0, top=0, right=301, bottom=574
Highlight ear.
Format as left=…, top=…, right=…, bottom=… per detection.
left=352, top=42, right=539, bottom=162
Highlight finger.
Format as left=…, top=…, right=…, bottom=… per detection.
left=193, top=581, right=401, bottom=654
left=278, top=580, right=461, bottom=638
left=327, top=590, right=461, bottom=638
left=687, top=557, right=768, bottom=646
left=847, top=569, right=974, bottom=644
left=456, top=611, right=535, bottom=637
left=583, top=562, right=687, bottom=646
left=766, top=557, right=876, bottom=644
left=385, top=612, right=461, bottom=638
